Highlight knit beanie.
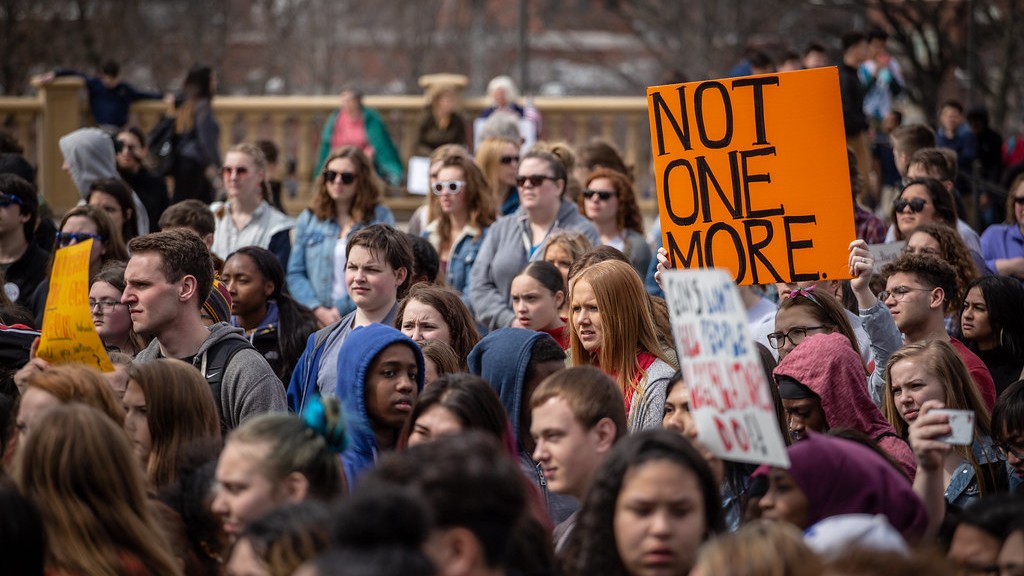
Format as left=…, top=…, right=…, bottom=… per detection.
left=203, top=279, right=232, bottom=324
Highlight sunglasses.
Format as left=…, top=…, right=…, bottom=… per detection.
left=221, top=166, right=250, bottom=177
left=500, top=155, right=520, bottom=165
left=432, top=180, right=466, bottom=195
left=56, top=232, right=104, bottom=247
left=0, top=194, right=24, bottom=208
left=583, top=189, right=615, bottom=201
left=323, top=170, right=356, bottom=185
left=516, top=174, right=557, bottom=187
left=894, top=197, right=927, bottom=213
left=115, top=140, right=138, bottom=153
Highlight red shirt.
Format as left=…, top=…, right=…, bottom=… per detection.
left=950, top=337, right=998, bottom=411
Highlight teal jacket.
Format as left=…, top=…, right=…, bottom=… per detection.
left=317, top=108, right=404, bottom=185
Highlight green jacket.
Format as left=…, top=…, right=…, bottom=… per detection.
left=316, top=107, right=404, bottom=185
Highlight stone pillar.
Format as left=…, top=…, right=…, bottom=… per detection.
left=35, top=76, right=84, bottom=215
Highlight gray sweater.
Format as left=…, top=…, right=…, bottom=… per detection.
left=469, top=200, right=599, bottom=330
left=136, top=322, right=287, bottom=429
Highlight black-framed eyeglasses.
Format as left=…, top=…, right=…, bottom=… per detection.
left=516, top=174, right=557, bottom=187
left=88, top=299, right=126, bottom=312
left=323, top=170, right=356, bottom=185
left=56, top=232, right=104, bottom=247
left=994, top=442, right=1024, bottom=460
left=500, top=155, right=520, bottom=165
left=0, top=193, right=24, bottom=208
left=432, top=180, right=465, bottom=195
left=221, top=166, right=250, bottom=177
left=878, top=285, right=932, bottom=302
left=583, top=189, right=615, bottom=201
left=894, top=197, right=927, bottom=213
left=766, top=326, right=827, bottom=349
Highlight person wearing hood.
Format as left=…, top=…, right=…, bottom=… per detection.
left=335, top=323, right=424, bottom=487
left=59, top=127, right=150, bottom=236
left=469, top=149, right=599, bottom=331
left=125, top=229, right=285, bottom=430
left=756, top=432, right=928, bottom=544
left=467, top=327, right=578, bottom=524
left=773, top=331, right=917, bottom=479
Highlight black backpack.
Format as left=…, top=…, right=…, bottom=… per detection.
left=197, top=337, right=253, bottom=432
left=147, top=116, right=179, bottom=177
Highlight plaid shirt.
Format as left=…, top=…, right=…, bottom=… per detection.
left=855, top=204, right=887, bottom=244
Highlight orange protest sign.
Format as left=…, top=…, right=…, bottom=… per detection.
left=37, top=239, right=114, bottom=372
left=647, top=67, right=856, bottom=285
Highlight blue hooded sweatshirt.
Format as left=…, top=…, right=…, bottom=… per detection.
left=467, top=327, right=578, bottom=523
left=336, top=323, right=424, bottom=487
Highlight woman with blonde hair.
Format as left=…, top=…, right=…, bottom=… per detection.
left=423, top=154, right=495, bottom=298
left=211, top=398, right=347, bottom=539
left=212, top=142, right=294, bottom=267
left=691, top=520, right=823, bottom=576
left=883, top=339, right=1006, bottom=528
left=287, top=146, right=395, bottom=326
left=124, top=359, right=222, bottom=490
left=475, top=136, right=521, bottom=215
left=569, top=259, right=677, bottom=430
left=580, top=167, right=650, bottom=278
left=14, top=403, right=182, bottom=575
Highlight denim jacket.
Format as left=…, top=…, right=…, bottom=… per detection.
left=423, top=220, right=487, bottom=304
left=286, top=205, right=395, bottom=316
left=945, top=434, right=1005, bottom=508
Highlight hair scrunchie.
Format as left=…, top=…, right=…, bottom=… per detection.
left=302, top=395, right=348, bottom=453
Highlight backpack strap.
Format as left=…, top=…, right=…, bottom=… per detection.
left=197, top=337, right=254, bottom=431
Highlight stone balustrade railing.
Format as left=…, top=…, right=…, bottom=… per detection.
left=1, top=77, right=657, bottom=218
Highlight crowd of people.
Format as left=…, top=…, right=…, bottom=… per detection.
left=1, top=30, right=1024, bottom=576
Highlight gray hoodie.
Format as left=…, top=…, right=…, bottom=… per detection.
left=469, top=199, right=599, bottom=330
left=58, top=127, right=150, bottom=235
left=135, top=322, right=287, bottom=429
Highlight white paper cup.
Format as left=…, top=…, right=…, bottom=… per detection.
left=932, top=408, right=974, bottom=446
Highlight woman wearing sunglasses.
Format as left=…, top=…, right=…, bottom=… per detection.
left=423, top=155, right=494, bottom=299
left=579, top=168, right=650, bottom=278
left=886, top=177, right=980, bottom=253
left=469, top=149, right=600, bottom=331
left=28, top=205, right=129, bottom=326
left=980, top=173, right=1024, bottom=280
left=211, top=142, right=294, bottom=269
left=287, top=146, right=395, bottom=327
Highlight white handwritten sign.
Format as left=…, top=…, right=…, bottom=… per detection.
left=663, top=268, right=789, bottom=467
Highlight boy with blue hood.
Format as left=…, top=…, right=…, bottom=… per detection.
left=467, top=327, right=577, bottom=523
left=337, top=322, right=424, bottom=486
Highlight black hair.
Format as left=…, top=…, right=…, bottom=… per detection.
left=365, top=432, right=533, bottom=570
left=0, top=485, right=45, bottom=575
left=961, top=275, right=1024, bottom=361
left=330, top=483, right=432, bottom=551
left=400, top=373, right=510, bottom=447
left=87, top=177, right=138, bottom=241
left=867, top=29, right=888, bottom=42
left=841, top=31, right=866, bottom=51
left=957, top=494, right=1024, bottom=540
left=184, top=66, right=214, bottom=100
left=566, top=430, right=724, bottom=576
left=966, top=106, right=990, bottom=127
left=992, top=379, right=1024, bottom=441
left=0, top=173, right=38, bottom=241
left=941, top=99, right=964, bottom=114
left=254, top=139, right=279, bottom=165
left=404, top=232, right=439, bottom=285
left=306, top=548, right=435, bottom=576
left=803, top=42, right=827, bottom=56
left=100, top=60, right=120, bottom=77
left=525, top=334, right=567, bottom=384
left=748, top=50, right=774, bottom=70
left=518, top=260, right=565, bottom=295
left=225, top=246, right=318, bottom=383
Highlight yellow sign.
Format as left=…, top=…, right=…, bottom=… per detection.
left=647, top=67, right=856, bottom=285
left=37, top=239, right=114, bottom=371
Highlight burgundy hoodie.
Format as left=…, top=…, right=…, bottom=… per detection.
left=774, top=332, right=917, bottom=480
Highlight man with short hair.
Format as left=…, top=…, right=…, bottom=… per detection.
left=0, top=174, right=48, bottom=310
left=891, top=123, right=937, bottom=181
left=936, top=99, right=976, bottom=177
left=855, top=252, right=996, bottom=408
left=839, top=31, right=873, bottom=198
left=125, top=228, right=285, bottom=429
left=34, top=60, right=163, bottom=132
left=530, top=366, right=626, bottom=551
left=904, top=147, right=983, bottom=255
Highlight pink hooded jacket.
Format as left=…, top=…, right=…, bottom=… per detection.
left=774, top=332, right=917, bottom=480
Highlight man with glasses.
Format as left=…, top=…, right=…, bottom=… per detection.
left=0, top=174, right=48, bottom=311
left=851, top=248, right=996, bottom=408
left=992, top=379, right=1024, bottom=494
